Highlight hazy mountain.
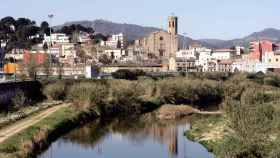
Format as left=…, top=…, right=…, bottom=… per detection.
left=56, top=20, right=280, bottom=48
left=55, top=19, right=161, bottom=41
left=55, top=19, right=205, bottom=48
left=200, top=28, right=280, bottom=48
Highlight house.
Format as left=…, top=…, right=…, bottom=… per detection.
left=176, top=49, right=196, bottom=59
left=212, top=49, right=235, bottom=60
left=43, top=33, right=70, bottom=45
left=5, top=49, right=25, bottom=61
left=23, top=50, right=48, bottom=65
left=105, top=33, right=128, bottom=49
left=100, top=64, right=165, bottom=73
left=196, top=48, right=213, bottom=72
left=249, top=40, right=278, bottom=62
left=104, top=49, right=128, bottom=61
left=175, top=58, right=198, bottom=72
left=217, top=60, right=233, bottom=72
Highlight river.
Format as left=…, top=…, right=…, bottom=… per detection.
left=38, top=114, right=214, bottom=158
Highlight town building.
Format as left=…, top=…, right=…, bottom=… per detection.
left=136, top=16, right=179, bottom=60
left=217, top=60, right=233, bottom=72
left=104, top=33, right=128, bottom=49
left=175, top=58, right=198, bottom=72
left=59, top=43, right=77, bottom=64
left=5, top=49, right=25, bottom=61
left=43, top=33, right=70, bottom=45
left=100, top=64, right=167, bottom=73
left=104, top=49, right=128, bottom=61
left=23, top=50, right=48, bottom=65
left=262, top=50, right=280, bottom=67
left=212, top=49, right=235, bottom=60
left=176, top=49, right=196, bottom=59
left=249, top=40, right=277, bottom=62
left=196, top=47, right=213, bottom=72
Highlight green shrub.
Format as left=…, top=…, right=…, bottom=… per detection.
left=264, top=75, right=280, bottom=87
left=12, top=90, right=27, bottom=109
left=112, top=69, right=146, bottom=80
left=108, top=80, right=145, bottom=114
left=247, top=72, right=265, bottom=84
left=43, top=81, right=66, bottom=101
left=157, top=77, right=223, bottom=106
left=187, top=72, right=232, bottom=81
left=67, top=81, right=108, bottom=109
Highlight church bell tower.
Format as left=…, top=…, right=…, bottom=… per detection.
left=168, top=16, right=178, bottom=35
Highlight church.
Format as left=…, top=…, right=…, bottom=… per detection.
left=136, top=16, right=179, bottom=60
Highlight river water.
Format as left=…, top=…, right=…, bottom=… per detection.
left=38, top=115, right=214, bottom=158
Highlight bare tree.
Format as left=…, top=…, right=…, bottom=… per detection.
left=26, top=54, right=38, bottom=80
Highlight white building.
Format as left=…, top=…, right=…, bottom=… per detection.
left=104, top=49, right=127, bottom=61
left=176, top=49, right=196, bottom=59
left=212, top=49, right=235, bottom=60
left=43, top=33, right=70, bottom=45
left=47, top=45, right=61, bottom=58
left=5, top=49, right=25, bottom=61
left=105, top=33, right=128, bottom=49
left=196, top=48, right=213, bottom=72
left=59, top=43, right=77, bottom=64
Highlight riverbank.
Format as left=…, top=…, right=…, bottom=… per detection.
left=2, top=72, right=280, bottom=158
left=0, top=105, right=99, bottom=158
left=185, top=114, right=227, bottom=155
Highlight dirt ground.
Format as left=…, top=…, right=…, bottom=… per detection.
left=0, top=103, right=69, bottom=144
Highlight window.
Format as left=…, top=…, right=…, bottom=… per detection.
left=276, top=59, right=279, bottom=62
left=160, top=37, right=164, bottom=41
left=269, top=59, right=272, bottom=62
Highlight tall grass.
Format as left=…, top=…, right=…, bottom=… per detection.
left=157, top=77, right=224, bottom=107
left=67, top=81, right=109, bottom=109
left=43, top=81, right=66, bottom=101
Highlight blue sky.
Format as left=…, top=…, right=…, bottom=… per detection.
left=1, top=0, right=279, bottom=40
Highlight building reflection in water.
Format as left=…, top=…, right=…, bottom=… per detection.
left=52, top=118, right=189, bottom=158
left=150, top=123, right=178, bottom=157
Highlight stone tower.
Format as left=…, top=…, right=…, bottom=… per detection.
left=168, top=16, right=178, bottom=35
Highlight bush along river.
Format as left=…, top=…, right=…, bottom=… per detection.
left=38, top=113, right=214, bottom=158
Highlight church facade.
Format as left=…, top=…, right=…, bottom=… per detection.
left=136, top=16, right=179, bottom=60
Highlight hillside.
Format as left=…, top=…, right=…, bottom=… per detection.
left=56, top=20, right=280, bottom=48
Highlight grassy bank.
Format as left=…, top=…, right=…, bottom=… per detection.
left=185, top=115, right=226, bottom=155
left=0, top=106, right=99, bottom=158
left=185, top=72, right=280, bottom=158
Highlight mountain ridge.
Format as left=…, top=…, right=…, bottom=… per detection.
left=55, top=20, right=280, bottom=48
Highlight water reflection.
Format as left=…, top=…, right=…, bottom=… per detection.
left=39, top=115, right=213, bottom=158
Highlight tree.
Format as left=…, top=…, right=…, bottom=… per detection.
left=15, top=18, right=32, bottom=28
left=58, top=24, right=95, bottom=42
left=1, top=16, right=16, bottom=26
left=77, top=49, right=87, bottom=63
left=98, top=54, right=112, bottom=65
left=57, top=63, right=64, bottom=80
left=92, top=33, right=107, bottom=44
left=0, top=16, right=43, bottom=69
left=26, top=54, right=38, bottom=80
left=42, top=55, right=51, bottom=79
left=112, top=69, right=146, bottom=80
left=40, top=21, right=50, bottom=35
left=43, top=42, right=48, bottom=51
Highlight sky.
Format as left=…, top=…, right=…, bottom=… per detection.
left=1, top=0, right=280, bottom=40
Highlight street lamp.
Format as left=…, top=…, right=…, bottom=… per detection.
left=48, top=14, right=54, bottom=68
